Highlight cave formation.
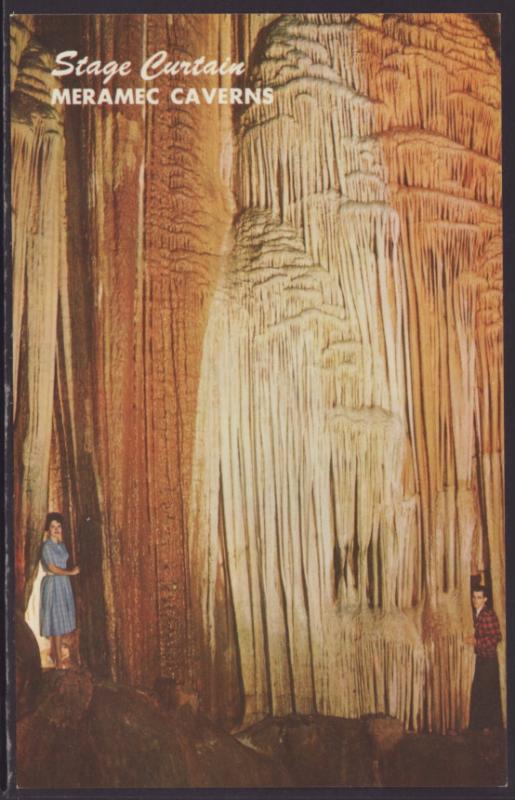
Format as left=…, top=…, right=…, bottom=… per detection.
left=11, top=13, right=503, bottom=736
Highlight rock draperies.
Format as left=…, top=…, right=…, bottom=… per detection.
left=188, top=13, right=502, bottom=732
left=12, top=14, right=234, bottom=685
left=11, top=17, right=67, bottom=606
left=12, top=13, right=502, bottom=733
left=77, top=14, right=234, bottom=684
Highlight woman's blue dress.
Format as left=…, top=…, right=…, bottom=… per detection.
left=40, top=540, right=76, bottom=637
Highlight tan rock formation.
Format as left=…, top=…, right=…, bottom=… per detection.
left=11, top=21, right=67, bottom=605
left=189, top=13, right=502, bottom=732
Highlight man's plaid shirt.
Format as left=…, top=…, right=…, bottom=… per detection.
left=474, top=607, right=502, bottom=658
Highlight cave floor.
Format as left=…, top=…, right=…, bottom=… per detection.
left=17, top=669, right=507, bottom=789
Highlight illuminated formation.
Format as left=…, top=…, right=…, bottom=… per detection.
left=12, top=14, right=502, bottom=734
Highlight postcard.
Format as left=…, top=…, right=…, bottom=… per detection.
left=7, top=10, right=506, bottom=792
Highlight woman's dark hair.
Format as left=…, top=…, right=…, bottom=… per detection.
left=44, top=512, right=64, bottom=531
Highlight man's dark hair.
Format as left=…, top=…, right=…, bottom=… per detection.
left=473, top=585, right=488, bottom=598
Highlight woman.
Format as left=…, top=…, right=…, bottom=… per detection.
left=40, top=512, right=80, bottom=669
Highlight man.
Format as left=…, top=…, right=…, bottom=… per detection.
left=466, top=586, right=502, bottom=732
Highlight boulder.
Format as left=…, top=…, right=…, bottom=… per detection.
left=365, top=714, right=404, bottom=758
left=236, top=714, right=374, bottom=786
left=36, top=667, right=93, bottom=727
left=382, top=730, right=507, bottom=787
left=16, top=669, right=97, bottom=788
left=87, top=683, right=188, bottom=788
left=175, top=704, right=289, bottom=787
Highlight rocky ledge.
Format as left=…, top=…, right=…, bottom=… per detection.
left=16, top=666, right=505, bottom=788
